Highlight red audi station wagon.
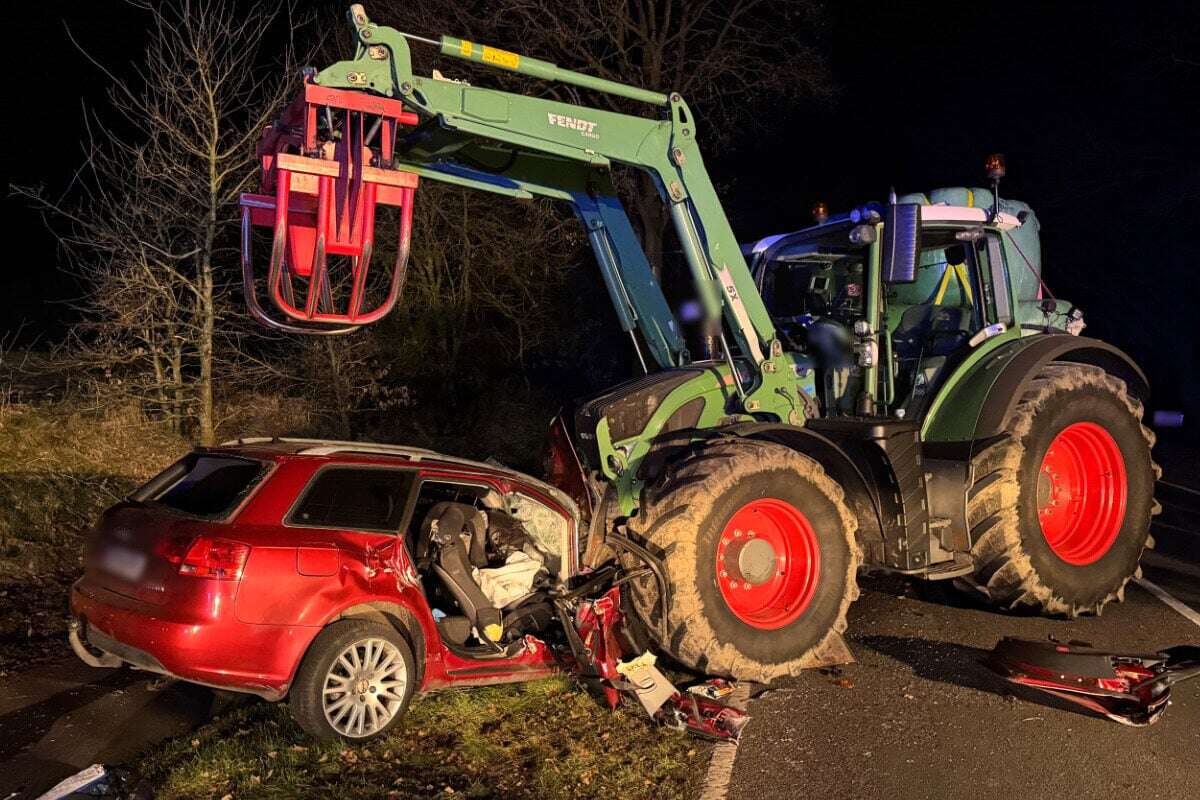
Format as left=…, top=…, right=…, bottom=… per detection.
left=69, top=438, right=584, bottom=740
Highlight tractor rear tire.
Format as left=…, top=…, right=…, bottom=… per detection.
left=965, top=363, right=1160, bottom=616
left=625, top=438, right=860, bottom=682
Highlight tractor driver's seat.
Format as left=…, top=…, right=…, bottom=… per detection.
left=893, top=304, right=971, bottom=413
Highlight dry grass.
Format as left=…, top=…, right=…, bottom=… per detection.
left=139, top=677, right=705, bottom=800
left=0, top=402, right=187, bottom=562
left=0, top=400, right=188, bottom=670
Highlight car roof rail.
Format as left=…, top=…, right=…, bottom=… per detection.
left=220, top=436, right=461, bottom=462
left=214, top=436, right=578, bottom=515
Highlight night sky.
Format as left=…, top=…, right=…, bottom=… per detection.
left=5, top=1, right=1198, bottom=418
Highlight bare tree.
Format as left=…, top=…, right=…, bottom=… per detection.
left=383, top=0, right=830, bottom=274
left=17, top=0, right=307, bottom=443
left=383, top=185, right=584, bottom=401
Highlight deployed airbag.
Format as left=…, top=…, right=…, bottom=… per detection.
left=474, top=551, right=546, bottom=608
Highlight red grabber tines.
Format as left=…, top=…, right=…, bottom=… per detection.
left=240, top=76, right=420, bottom=334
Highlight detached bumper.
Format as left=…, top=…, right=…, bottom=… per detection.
left=68, top=618, right=122, bottom=668
left=70, top=579, right=317, bottom=700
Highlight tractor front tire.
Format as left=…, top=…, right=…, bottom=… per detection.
left=966, top=363, right=1160, bottom=616
left=626, top=438, right=860, bottom=682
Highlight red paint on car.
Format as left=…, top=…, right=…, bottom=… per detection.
left=70, top=442, right=575, bottom=702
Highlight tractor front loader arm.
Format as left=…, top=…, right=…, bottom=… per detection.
left=243, top=5, right=799, bottom=416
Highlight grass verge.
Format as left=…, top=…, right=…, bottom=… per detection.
left=0, top=401, right=187, bottom=672
left=139, top=677, right=707, bottom=800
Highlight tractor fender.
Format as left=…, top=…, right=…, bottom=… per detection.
left=718, top=423, right=888, bottom=560
left=923, top=334, right=1148, bottom=444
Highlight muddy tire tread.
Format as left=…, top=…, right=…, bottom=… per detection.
left=627, top=437, right=861, bottom=682
left=966, top=363, right=1159, bottom=616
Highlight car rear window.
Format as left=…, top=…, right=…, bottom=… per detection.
left=288, top=467, right=414, bottom=532
left=144, top=454, right=267, bottom=519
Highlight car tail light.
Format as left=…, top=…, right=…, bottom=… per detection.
left=167, top=537, right=250, bottom=580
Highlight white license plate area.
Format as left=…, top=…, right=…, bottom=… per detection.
left=101, top=545, right=148, bottom=582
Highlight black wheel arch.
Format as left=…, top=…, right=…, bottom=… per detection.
left=329, top=601, right=426, bottom=689
left=972, top=335, right=1148, bottom=441
left=716, top=423, right=887, bottom=559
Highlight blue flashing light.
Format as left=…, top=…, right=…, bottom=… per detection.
left=850, top=201, right=884, bottom=224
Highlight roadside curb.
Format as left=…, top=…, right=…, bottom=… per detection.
left=697, top=682, right=751, bottom=800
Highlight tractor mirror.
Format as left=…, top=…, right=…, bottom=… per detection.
left=881, top=203, right=921, bottom=283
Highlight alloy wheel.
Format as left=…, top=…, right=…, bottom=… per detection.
left=322, top=637, right=408, bottom=738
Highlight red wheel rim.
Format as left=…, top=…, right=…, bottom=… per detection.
left=1037, top=421, right=1128, bottom=565
left=715, top=498, right=820, bottom=630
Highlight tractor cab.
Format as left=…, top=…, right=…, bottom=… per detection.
left=749, top=186, right=1039, bottom=422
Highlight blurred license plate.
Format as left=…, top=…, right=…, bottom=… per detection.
left=101, top=546, right=147, bottom=581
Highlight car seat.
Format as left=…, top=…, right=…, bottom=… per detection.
left=422, top=502, right=504, bottom=643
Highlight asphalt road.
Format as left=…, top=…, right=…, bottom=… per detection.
left=731, top=440, right=1200, bottom=800
left=0, top=659, right=236, bottom=799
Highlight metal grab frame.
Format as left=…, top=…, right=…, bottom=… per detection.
left=240, top=81, right=420, bottom=332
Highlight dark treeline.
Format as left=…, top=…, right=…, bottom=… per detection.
left=5, top=1, right=1197, bottom=459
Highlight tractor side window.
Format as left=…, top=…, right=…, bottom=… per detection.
left=889, top=229, right=985, bottom=344
left=288, top=467, right=415, bottom=532
left=889, top=229, right=988, bottom=413
left=892, top=233, right=980, bottom=321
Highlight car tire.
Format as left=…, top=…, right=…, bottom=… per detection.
left=966, top=363, right=1160, bottom=615
left=625, top=437, right=860, bottom=682
left=289, top=619, right=417, bottom=741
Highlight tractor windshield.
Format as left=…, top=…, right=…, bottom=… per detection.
left=757, top=224, right=870, bottom=332
left=756, top=232, right=870, bottom=415
left=761, top=251, right=866, bottom=323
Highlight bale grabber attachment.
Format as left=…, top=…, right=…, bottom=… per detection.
left=240, top=77, right=420, bottom=334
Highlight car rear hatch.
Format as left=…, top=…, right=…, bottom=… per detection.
left=83, top=453, right=269, bottom=607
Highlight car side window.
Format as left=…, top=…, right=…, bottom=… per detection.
left=288, top=467, right=415, bottom=532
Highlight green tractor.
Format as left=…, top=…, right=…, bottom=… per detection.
left=241, top=5, right=1159, bottom=682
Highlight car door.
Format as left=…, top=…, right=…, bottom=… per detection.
left=235, top=464, right=416, bottom=626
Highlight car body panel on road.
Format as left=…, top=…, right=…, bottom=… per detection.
left=729, top=570, right=1200, bottom=800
